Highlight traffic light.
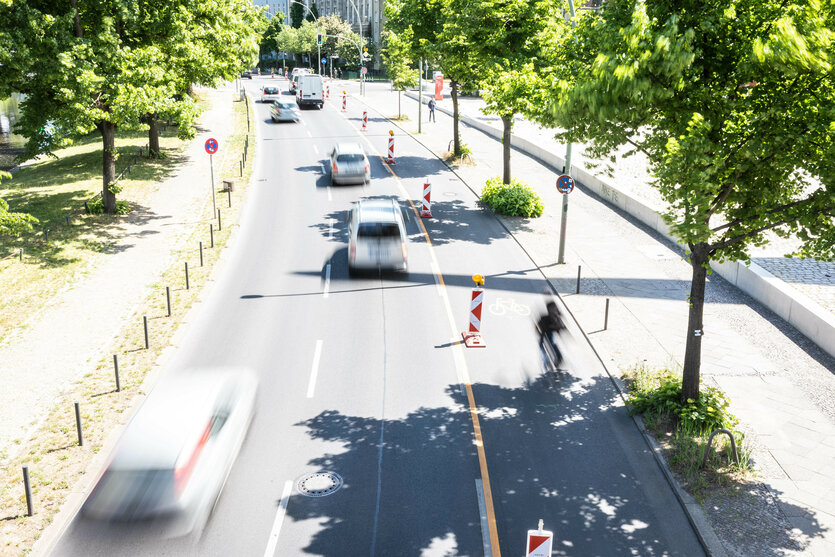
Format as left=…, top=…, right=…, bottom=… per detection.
left=317, top=33, right=322, bottom=45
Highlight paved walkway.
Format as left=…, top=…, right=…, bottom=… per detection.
left=0, top=83, right=236, bottom=464
left=336, top=79, right=835, bottom=556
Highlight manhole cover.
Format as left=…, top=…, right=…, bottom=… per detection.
left=296, top=471, right=343, bottom=497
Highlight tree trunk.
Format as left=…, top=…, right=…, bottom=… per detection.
left=451, top=79, right=460, bottom=157
left=147, top=114, right=160, bottom=158
left=682, top=243, right=709, bottom=402
left=71, top=0, right=83, bottom=37
left=502, top=114, right=513, bottom=184
left=97, top=121, right=117, bottom=214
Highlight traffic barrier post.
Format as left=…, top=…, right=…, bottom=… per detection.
left=420, top=180, right=433, bottom=218
left=462, top=275, right=486, bottom=348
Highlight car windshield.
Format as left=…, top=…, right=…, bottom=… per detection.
left=263, top=87, right=278, bottom=94
left=276, top=102, right=294, bottom=109
left=336, top=153, right=364, bottom=163
left=357, top=222, right=400, bottom=239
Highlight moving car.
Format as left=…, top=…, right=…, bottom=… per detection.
left=348, top=199, right=408, bottom=274
left=330, top=142, right=370, bottom=185
left=270, top=100, right=300, bottom=122
left=241, top=71, right=252, bottom=79
left=288, top=67, right=311, bottom=92
left=260, top=86, right=281, bottom=103
left=81, top=369, right=258, bottom=536
left=295, top=74, right=324, bottom=109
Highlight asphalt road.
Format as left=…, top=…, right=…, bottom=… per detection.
left=51, top=78, right=705, bottom=557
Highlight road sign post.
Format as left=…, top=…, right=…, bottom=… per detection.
left=205, top=138, right=219, bottom=217
left=556, top=172, right=575, bottom=264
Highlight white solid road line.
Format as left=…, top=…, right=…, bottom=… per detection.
left=313, top=144, right=320, bottom=155
left=306, top=129, right=313, bottom=138
left=263, top=480, right=294, bottom=557
left=306, top=339, right=323, bottom=398
left=323, top=263, right=331, bottom=298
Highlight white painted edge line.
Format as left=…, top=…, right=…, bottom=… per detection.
left=306, top=339, right=324, bottom=398
left=327, top=185, right=333, bottom=201
left=475, top=479, right=494, bottom=557
left=328, top=219, right=333, bottom=239
left=263, top=480, right=294, bottom=557
left=306, top=129, right=313, bottom=138
left=313, top=144, right=320, bottom=155
left=430, top=259, right=443, bottom=297
left=323, top=263, right=331, bottom=299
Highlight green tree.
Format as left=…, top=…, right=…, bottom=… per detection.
left=543, top=0, right=835, bottom=401
left=290, top=2, right=304, bottom=28
left=442, top=0, right=556, bottom=183
left=0, top=171, right=38, bottom=237
left=382, top=29, right=418, bottom=118
left=307, top=1, right=319, bottom=22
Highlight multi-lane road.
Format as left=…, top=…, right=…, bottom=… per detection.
left=51, top=78, right=705, bottom=556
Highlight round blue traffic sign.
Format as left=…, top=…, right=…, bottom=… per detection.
left=556, top=174, right=574, bottom=194
left=321, top=58, right=327, bottom=64
left=204, top=138, right=218, bottom=155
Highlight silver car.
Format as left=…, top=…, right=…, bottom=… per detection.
left=260, top=86, right=281, bottom=103
left=81, top=369, right=258, bottom=536
left=270, top=100, right=300, bottom=122
left=348, top=199, right=408, bottom=273
left=330, top=142, right=370, bottom=185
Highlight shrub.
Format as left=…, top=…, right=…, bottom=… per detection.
left=627, top=372, right=738, bottom=433
left=86, top=198, right=131, bottom=215
left=480, top=176, right=544, bottom=217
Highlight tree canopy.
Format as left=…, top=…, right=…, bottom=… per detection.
left=541, top=0, right=835, bottom=399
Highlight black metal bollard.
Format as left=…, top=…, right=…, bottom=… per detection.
left=217, top=209, right=222, bottom=231
left=209, top=224, right=214, bottom=248
left=65, top=215, right=70, bottom=225
left=166, top=286, right=172, bottom=316
left=74, top=402, right=83, bottom=446
left=23, top=466, right=33, bottom=516
left=113, top=354, right=121, bottom=392
left=199, top=242, right=204, bottom=267
left=576, top=265, right=581, bottom=294
left=604, top=298, right=610, bottom=330
left=239, top=159, right=243, bottom=177
left=19, top=248, right=23, bottom=261
left=185, top=262, right=190, bottom=290
left=44, top=228, right=50, bottom=242
left=143, top=315, right=149, bottom=349
left=227, top=188, right=231, bottom=208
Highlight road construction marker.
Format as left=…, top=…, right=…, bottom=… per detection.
left=526, top=520, right=553, bottom=557
left=341, top=91, right=347, bottom=112
left=362, top=111, right=368, bottom=132
left=462, top=274, right=486, bottom=347
left=385, top=130, right=396, bottom=164
left=420, top=179, right=433, bottom=218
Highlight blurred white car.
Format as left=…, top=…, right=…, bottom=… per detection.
left=330, top=142, right=370, bottom=185
left=348, top=199, right=408, bottom=274
left=270, top=100, right=300, bottom=122
left=82, top=369, right=258, bottom=536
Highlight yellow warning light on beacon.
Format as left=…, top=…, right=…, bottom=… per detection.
left=472, top=274, right=485, bottom=286
left=342, top=90, right=346, bottom=95
left=389, top=130, right=394, bottom=136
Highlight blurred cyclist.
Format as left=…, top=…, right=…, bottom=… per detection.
left=537, top=300, right=565, bottom=368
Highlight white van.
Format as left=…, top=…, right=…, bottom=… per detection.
left=296, top=74, right=324, bottom=109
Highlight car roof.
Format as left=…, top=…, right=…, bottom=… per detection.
left=357, top=199, right=400, bottom=223
left=334, top=142, right=364, bottom=155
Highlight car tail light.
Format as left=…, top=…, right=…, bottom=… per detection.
left=364, top=162, right=370, bottom=174
left=401, top=242, right=407, bottom=260
left=350, top=244, right=356, bottom=260
left=276, top=109, right=282, bottom=114
left=173, top=421, right=212, bottom=497
left=332, top=161, right=339, bottom=174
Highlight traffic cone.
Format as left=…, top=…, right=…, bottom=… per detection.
left=362, top=111, right=367, bottom=132
left=385, top=130, right=396, bottom=164
left=462, top=275, right=486, bottom=348
left=420, top=180, right=432, bottom=218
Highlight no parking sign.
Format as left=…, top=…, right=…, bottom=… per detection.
left=204, top=137, right=219, bottom=155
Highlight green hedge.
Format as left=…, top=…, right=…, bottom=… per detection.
left=480, top=177, right=544, bottom=218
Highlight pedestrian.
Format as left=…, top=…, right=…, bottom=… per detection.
left=428, top=98, right=436, bottom=122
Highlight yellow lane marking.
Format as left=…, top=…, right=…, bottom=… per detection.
left=341, top=109, right=501, bottom=555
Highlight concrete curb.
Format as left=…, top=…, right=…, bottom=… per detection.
left=405, top=91, right=835, bottom=362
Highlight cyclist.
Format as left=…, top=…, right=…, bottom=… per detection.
left=537, top=300, right=565, bottom=368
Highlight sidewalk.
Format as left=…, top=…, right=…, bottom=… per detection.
left=0, top=83, right=237, bottom=464
left=346, top=81, right=835, bottom=556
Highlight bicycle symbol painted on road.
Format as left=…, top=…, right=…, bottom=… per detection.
left=487, top=298, right=531, bottom=317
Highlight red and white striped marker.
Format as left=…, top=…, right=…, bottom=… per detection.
left=420, top=180, right=432, bottom=218
left=462, top=275, right=486, bottom=347
left=384, top=130, right=396, bottom=164
left=342, top=91, right=347, bottom=112
left=362, top=111, right=367, bottom=132
left=525, top=520, right=553, bottom=557
left=325, top=84, right=330, bottom=99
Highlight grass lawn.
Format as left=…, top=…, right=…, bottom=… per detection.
left=0, top=119, right=193, bottom=343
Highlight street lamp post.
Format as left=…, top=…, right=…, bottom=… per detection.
left=345, top=0, right=365, bottom=95
left=557, top=0, right=577, bottom=265
left=290, top=1, right=321, bottom=75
